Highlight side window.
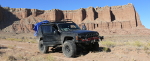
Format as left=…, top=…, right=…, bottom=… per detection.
left=52, top=24, right=58, bottom=30
left=52, top=27, right=56, bottom=32
left=42, top=25, right=52, bottom=34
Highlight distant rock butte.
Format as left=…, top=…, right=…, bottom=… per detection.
left=0, top=3, right=148, bottom=35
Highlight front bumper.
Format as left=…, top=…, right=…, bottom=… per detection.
left=75, top=39, right=99, bottom=43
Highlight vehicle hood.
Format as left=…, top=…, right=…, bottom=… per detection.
left=71, top=30, right=98, bottom=34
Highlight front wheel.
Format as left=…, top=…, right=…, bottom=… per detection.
left=91, top=42, right=99, bottom=52
left=62, top=41, right=76, bottom=58
left=38, top=40, right=49, bottom=53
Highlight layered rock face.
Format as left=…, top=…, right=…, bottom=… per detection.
left=0, top=3, right=146, bottom=34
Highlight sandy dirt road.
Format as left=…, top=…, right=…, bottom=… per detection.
left=0, top=36, right=150, bottom=61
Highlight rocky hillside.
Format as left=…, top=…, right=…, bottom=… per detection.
left=0, top=3, right=149, bottom=35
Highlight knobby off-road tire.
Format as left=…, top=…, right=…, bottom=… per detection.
left=92, top=42, right=99, bottom=52
left=62, top=41, right=76, bottom=58
left=39, top=40, right=49, bottom=53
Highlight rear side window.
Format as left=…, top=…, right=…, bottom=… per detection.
left=42, top=25, right=52, bottom=34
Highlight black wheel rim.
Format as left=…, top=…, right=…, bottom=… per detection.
left=65, top=45, right=70, bottom=53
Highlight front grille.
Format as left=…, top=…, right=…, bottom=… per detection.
left=86, top=34, right=94, bottom=38
left=80, top=33, right=99, bottom=39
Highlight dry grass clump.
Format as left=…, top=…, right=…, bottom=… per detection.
left=5, top=55, right=16, bottom=61
left=132, top=41, right=143, bottom=47
left=6, top=38, right=22, bottom=42
left=102, top=47, right=109, bottom=52
left=100, top=40, right=150, bottom=54
left=1, top=54, right=17, bottom=61
left=7, top=45, right=16, bottom=49
left=30, top=55, right=55, bottom=61
left=147, top=42, right=150, bottom=47
left=101, top=47, right=111, bottom=52
left=4, top=38, right=36, bottom=43
left=1, top=53, right=28, bottom=61
left=1, top=51, right=55, bottom=61
left=100, top=40, right=150, bottom=48
left=126, top=41, right=150, bottom=48
left=100, top=41, right=116, bottom=48
left=143, top=42, right=150, bottom=54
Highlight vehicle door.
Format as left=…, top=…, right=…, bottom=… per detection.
left=41, top=25, right=60, bottom=43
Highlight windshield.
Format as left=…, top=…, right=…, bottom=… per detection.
left=58, top=23, right=81, bottom=31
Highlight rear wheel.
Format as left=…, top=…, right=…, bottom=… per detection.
left=62, top=41, right=76, bottom=58
left=39, top=40, right=49, bottom=53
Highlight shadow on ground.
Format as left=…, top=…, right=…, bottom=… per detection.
left=0, top=46, right=7, bottom=49
left=76, top=47, right=111, bottom=57
left=46, top=46, right=111, bottom=57
left=99, top=47, right=111, bottom=52
left=0, top=46, right=7, bottom=55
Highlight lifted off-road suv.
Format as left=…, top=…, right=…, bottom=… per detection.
left=36, top=21, right=100, bottom=57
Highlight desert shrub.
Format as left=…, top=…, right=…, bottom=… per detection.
left=125, top=41, right=131, bottom=45
left=133, top=41, right=143, bottom=47
left=124, top=41, right=144, bottom=47
left=30, top=56, right=44, bottom=61
left=25, top=39, right=37, bottom=43
left=2, top=54, right=16, bottom=61
left=102, top=47, right=111, bottom=52
left=100, top=41, right=116, bottom=48
left=7, top=45, right=16, bottom=49
left=5, top=38, right=36, bottom=43
left=143, top=42, right=150, bottom=54
left=30, top=55, right=54, bottom=61
left=144, top=46, right=149, bottom=51
left=46, top=55, right=55, bottom=61
left=6, top=55, right=16, bottom=61
left=147, top=42, right=150, bottom=47
left=102, top=47, right=108, bottom=52
left=5, top=38, right=23, bottom=42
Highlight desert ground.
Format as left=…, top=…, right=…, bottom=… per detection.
left=0, top=32, right=150, bottom=61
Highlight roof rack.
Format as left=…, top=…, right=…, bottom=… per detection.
left=50, top=21, right=74, bottom=23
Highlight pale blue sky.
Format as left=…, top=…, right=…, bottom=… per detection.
left=0, top=0, right=150, bottom=29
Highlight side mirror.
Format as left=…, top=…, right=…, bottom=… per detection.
left=82, top=28, right=86, bottom=30
left=54, top=30, right=58, bottom=34
left=81, top=24, right=87, bottom=30
left=82, top=26, right=87, bottom=30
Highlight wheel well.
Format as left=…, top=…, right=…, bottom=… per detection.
left=63, top=37, right=73, bottom=43
left=40, top=38, right=43, bottom=41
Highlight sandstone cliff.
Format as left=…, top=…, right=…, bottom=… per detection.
left=0, top=3, right=147, bottom=35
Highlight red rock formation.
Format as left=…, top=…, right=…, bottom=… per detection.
left=96, top=6, right=111, bottom=22
left=84, top=7, right=95, bottom=21
left=110, top=3, right=137, bottom=28
left=121, top=21, right=132, bottom=29
left=136, top=12, right=144, bottom=28
left=0, top=3, right=146, bottom=34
